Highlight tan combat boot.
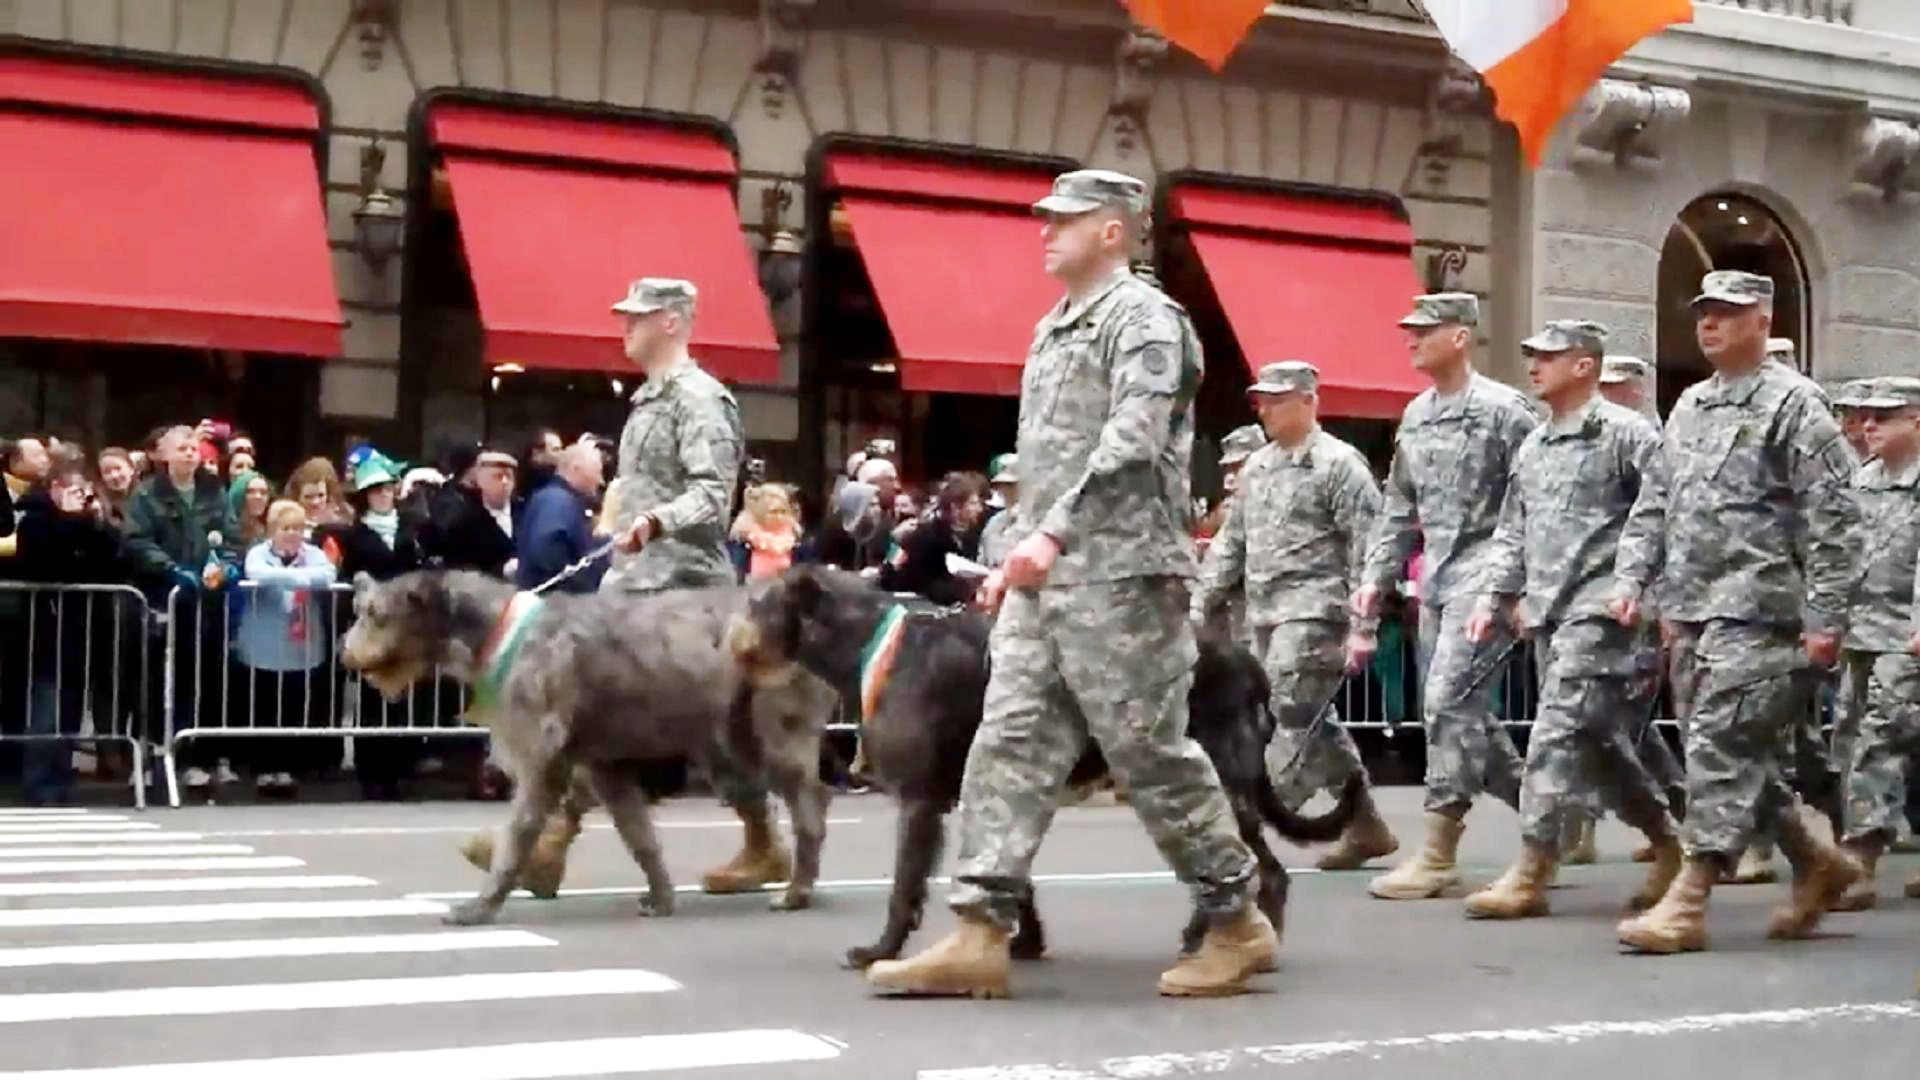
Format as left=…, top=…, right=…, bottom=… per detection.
left=1368, top=812, right=1465, bottom=900
left=1315, top=787, right=1401, bottom=870
left=1617, top=858, right=1716, bottom=954
left=1561, top=816, right=1598, bottom=866
left=1768, top=810, right=1863, bottom=939
left=701, top=803, right=794, bottom=894
left=1463, top=841, right=1557, bottom=919
left=1157, top=906, right=1280, bottom=997
left=519, top=803, right=585, bottom=899
left=867, top=916, right=1012, bottom=998
left=459, top=830, right=495, bottom=874
left=1629, top=843, right=1655, bottom=864
left=1828, top=837, right=1883, bottom=912
left=1627, top=830, right=1684, bottom=913
left=1726, top=843, right=1779, bottom=884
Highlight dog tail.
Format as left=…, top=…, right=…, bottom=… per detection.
left=1254, top=771, right=1362, bottom=844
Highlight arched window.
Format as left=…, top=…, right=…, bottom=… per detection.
left=1656, top=193, right=1812, bottom=413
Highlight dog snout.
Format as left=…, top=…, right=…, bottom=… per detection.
left=723, top=615, right=764, bottom=662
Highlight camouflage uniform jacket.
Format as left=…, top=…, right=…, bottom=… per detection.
left=1361, top=372, right=1540, bottom=608
left=1653, top=363, right=1859, bottom=635
left=605, top=359, right=744, bottom=591
left=1192, top=428, right=1380, bottom=629
left=1845, top=455, right=1920, bottom=653
left=1011, top=267, right=1202, bottom=586
left=1480, top=395, right=1667, bottom=632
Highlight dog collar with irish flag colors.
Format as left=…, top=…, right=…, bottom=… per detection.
left=473, top=592, right=545, bottom=712
left=857, top=604, right=909, bottom=725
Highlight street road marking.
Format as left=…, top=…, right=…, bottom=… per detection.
left=405, top=868, right=1289, bottom=902
left=0, top=875, right=373, bottom=898
left=0, top=930, right=556, bottom=970
left=0, top=968, right=682, bottom=1025
left=0, top=816, right=123, bottom=826
left=0, top=845, right=254, bottom=859
left=0, top=857, right=304, bottom=877
left=0, top=833, right=203, bottom=846
left=918, top=1001, right=1920, bottom=1079
left=0, top=822, right=158, bottom=834
left=0, top=898, right=446, bottom=929
left=197, top=817, right=864, bottom=838
left=0, top=809, right=115, bottom=817
left=0, top=1029, right=839, bottom=1077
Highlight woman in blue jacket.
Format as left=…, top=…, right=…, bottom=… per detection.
left=233, top=499, right=338, bottom=796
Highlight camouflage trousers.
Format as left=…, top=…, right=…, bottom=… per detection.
left=949, top=577, right=1255, bottom=929
left=1839, top=650, right=1920, bottom=844
left=1252, top=620, right=1367, bottom=811
left=1671, top=620, right=1815, bottom=859
left=1416, top=599, right=1523, bottom=815
left=1578, top=634, right=1686, bottom=822
left=1517, top=620, right=1675, bottom=847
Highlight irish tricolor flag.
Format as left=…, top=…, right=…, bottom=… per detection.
left=1424, top=0, right=1694, bottom=166
left=1123, top=0, right=1693, bottom=168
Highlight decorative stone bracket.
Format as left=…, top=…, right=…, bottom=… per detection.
left=1109, top=25, right=1171, bottom=157
left=350, top=0, right=399, bottom=72
left=1572, top=79, right=1691, bottom=166
left=1853, top=116, right=1920, bottom=202
left=754, top=0, right=815, bottom=119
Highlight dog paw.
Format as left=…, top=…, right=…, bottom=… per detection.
left=637, top=893, right=675, bottom=918
left=1010, top=935, right=1047, bottom=961
left=770, top=889, right=813, bottom=912
left=844, top=945, right=893, bottom=970
left=443, top=899, right=498, bottom=927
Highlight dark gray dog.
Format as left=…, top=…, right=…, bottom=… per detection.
left=728, top=565, right=1360, bottom=969
left=341, top=569, right=834, bottom=926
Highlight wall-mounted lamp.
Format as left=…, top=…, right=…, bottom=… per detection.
left=758, top=180, right=803, bottom=305
left=353, top=140, right=405, bottom=273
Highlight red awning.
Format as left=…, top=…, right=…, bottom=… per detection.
left=826, top=153, right=1058, bottom=397
left=0, top=56, right=342, bottom=357
left=1171, top=186, right=1426, bottom=420
left=430, top=105, right=777, bottom=382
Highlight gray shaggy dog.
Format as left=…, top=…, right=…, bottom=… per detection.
left=340, top=569, right=833, bottom=926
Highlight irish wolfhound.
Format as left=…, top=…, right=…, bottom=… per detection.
left=727, top=565, right=1361, bottom=969
left=341, top=569, right=833, bottom=925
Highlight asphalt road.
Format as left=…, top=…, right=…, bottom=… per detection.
left=1, top=787, right=1916, bottom=1078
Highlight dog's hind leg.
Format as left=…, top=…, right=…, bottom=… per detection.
left=1239, top=794, right=1288, bottom=965
left=1011, top=883, right=1047, bottom=961
left=448, top=759, right=566, bottom=926
left=766, top=756, right=831, bottom=912
left=848, top=798, right=946, bottom=970
left=584, top=762, right=675, bottom=917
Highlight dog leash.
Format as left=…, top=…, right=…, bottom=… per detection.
left=528, top=539, right=618, bottom=596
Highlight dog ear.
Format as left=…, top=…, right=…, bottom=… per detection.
left=789, top=565, right=826, bottom=614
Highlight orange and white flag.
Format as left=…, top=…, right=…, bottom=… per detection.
left=1424, top=0, right=1693, bottom=166
left=1121, top=0, right=1271, bottom=72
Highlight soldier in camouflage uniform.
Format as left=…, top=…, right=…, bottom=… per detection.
left=1191, top=362, right=1400, bottom=871
left=1617, top=271, right=1864, bottom=955
left=1350, top=293, right=1536, bottom=901
left=977, top=454, right=1020, bottom=570
left=1194, top=424, right=1267, bottom=648
left=867, top=170, right=1272, bottom=1000
left=1458, top=321, right=1684, bottom=920
left=1829, top=376, right=1920, bottom=909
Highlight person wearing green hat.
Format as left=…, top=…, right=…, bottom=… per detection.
left=978, top=454, right=1020, bottom=569
left=333, top=448, right=427, bottom=800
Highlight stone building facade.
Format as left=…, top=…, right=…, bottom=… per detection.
left=2, top=0, right=1915, bottom=487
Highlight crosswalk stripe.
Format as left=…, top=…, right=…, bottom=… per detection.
left=0, top=809, right=107, bottom=817
left=0, top=930, right=556, bottom=969
left=0, top=1029, right=840, bottom=1077
left=0, top=968, right=680, bottom=1024
left=0, top=845, right=255, bottom=860
left=0, top=857, right=304, bottom=877
left=0, top=816, right=124, bottom=826
left=0, top=875, right=374, bottom=898
left=0, top=822, right=158, bottom=834
left=0, top=898, right=444, bottom=929
left=0, top=833, right=203, bottom=846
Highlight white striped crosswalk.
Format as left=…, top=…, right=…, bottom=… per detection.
left=0, top=806, right=842, bottom=1077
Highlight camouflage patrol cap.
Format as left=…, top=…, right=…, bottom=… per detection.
left=1247, top=360, right=1319, bottom=397
left=1032, top=169, right=1150, bottom=217
left=1398, top=292, right=1480, bottom=329
left=1831, top=378, right=1883, bottom=410
left=1521, top=319, right=1609, bottom=358
left=1766, top=337, right=1796, bottom=363
left=610, top=277, right=698, bottom=318
left=1218, top=424, right=1267, bottom=468
left=1691, top=270, right=1774, bottom=308
left=1858, top=375, right=1920, bottom=410
left=1599, top=356, right=1651, bottom=385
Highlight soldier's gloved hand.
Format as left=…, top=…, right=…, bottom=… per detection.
left=1002, top=533, right=1060, bottom=591
left=1802, top=631, right=1840, bottom=669
left=1343, top=630, right=1377, bottom=674
left=1464, top=598, right=1501, bottom=646
left=1350, top=583, right=1382, bottom=621
left=1607, top=584, right=1642, bottom=628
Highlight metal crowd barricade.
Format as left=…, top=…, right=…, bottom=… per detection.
left=160, top=582, right=488, bottom=808
left=0, top=582, right=153, bottom=809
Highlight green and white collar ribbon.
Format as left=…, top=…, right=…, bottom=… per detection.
left=472, top=592, right=545, bottom=713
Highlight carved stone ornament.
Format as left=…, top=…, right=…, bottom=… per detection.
left=1853, top=116, right=1919, bottom=201
left=1571, top=79, right=1691, bottom=165
left=350, top=0, right=399, bottom=72
left=1109, top=25, right=1171, bottom=156
left=754, top=0, right=815, bottom=119
left=1424, top=245, right=1469, bottom=292
left=1427, top=55, right=1490, bottom=118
